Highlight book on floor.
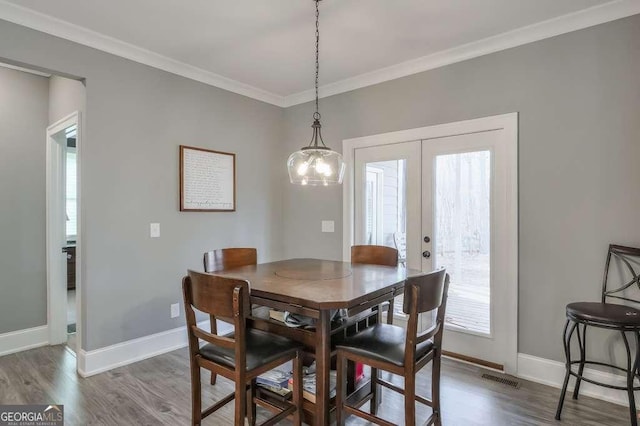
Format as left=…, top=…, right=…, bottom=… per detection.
left=256, top=369, right=291, bottom=388
left=288, top=371, right=337, bottom=403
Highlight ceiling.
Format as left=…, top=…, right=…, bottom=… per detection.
left=1, top=0, right=637, bottom=106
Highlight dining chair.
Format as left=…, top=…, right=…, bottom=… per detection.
left=204, top=247, right=257, bottom=273
left=350, top=244, right=401, bottom=413
left=555, top=244, right=640, bottom=426
left=203, top=247, right=257, bottom=385
left=351, top=245, right=398, bottom=268
left=351, top=245, right=399, bottom=325
left=335, top=269, right=449, bottom=426
left=182, top=270, right=303, bottom=426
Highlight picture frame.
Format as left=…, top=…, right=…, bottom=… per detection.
left=179, top=145, right=236, bottom=212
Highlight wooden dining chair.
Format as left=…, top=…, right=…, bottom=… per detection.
left=351, top=245, right=399, bottom=325
left=335, top=269, right=449, bottom=426
left=350, top=244, right=401, bottom=412
left=351, top=245, right=398, bottom=268
left=203, top=247, right=257, bottom=385
left=204, top=247, right=257, bottom=273
left=183, top=270, right=303, bottom=426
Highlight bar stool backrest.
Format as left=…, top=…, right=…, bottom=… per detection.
left=602, top=244, right=640, bottom=305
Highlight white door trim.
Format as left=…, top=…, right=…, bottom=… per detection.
left=342, top=113, right=518, bottom=373
left=46, top=111, right=82, bottom=366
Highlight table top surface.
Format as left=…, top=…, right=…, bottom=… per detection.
left=213, top=258, right=419, bottom=310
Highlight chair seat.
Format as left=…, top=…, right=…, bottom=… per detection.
left=200, top=329, right=303, bottom=371
left=566, top=302, right=640, bottom=327
left=335, top=324, right=434, bottom=367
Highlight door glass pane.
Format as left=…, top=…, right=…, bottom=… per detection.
left=363, top=160, right=407, bottom=316
left=434, top=150, right=491, bottom=335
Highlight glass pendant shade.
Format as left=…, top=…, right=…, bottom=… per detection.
left=287, top=147, right=345, bottom=186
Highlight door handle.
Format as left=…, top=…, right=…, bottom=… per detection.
left=422, top=250, right=431, bottom=258
left=424, top=236, right=431, bottom=243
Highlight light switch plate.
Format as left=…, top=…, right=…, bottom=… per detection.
left=170, top=303, right=180, bottom=318
left=321, top=220, right=335, bottom=233
left=150, top=223, right=160, bottom=238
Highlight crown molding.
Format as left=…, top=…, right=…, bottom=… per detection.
left=0, top=0, right=286, bottom=106
left=0, top=60, right=50, bottom=77
left=1, top=0, right=638, bottom=108
left=282, top=0, right=640, bottom=107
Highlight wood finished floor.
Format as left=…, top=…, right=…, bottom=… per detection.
left=0, top=345, right=628, bottom=425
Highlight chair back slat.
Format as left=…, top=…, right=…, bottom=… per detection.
left=602, top=244, right=640, bottom=305
left=185, top=270, right=250, bottom=319
left=204, top=248, right=257, bottom=272
left=351, top=245, right=398, bottom=267
left=192, top=326, right=236, bottom=349
left=403, top=269, right=447, bottom=314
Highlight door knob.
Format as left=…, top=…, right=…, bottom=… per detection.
left=424, top=236, right=431, bottom=243
left=422, top=250, right=431, bottom=258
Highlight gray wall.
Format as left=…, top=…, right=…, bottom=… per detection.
left=1, top=13, right=639, bottom=363
left=49, top=75, right=85, bottom=125
left=282, top=15, right=640, bottom=363
left=0, top=19, right=284, bottom=351
left=0, top=66, right=49, bottom=334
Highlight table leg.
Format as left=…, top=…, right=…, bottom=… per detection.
left=315, top=309, right=331, bottom=426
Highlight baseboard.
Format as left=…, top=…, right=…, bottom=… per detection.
left=77, top=320, right=232, bottom=378
left=0, top=325, right=49, bottom=357
left=517, top=353, right=637, bottom=409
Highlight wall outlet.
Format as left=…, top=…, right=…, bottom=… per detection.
left=170, top=303, right=180, bottom=318
left=150, top=223, right=160, bottom=238
left=321, top=220, right=335, bottom=233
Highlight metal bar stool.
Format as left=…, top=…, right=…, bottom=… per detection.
left=556, top=244, right=640, bottom=425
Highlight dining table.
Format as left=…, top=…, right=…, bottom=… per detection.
left=213, top=257, right=416, bottom=426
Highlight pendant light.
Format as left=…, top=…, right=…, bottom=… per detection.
left=287, top=0, right=345, bottom=186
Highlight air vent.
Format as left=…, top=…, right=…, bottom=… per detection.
left=482, top=373, right=520, bottom=389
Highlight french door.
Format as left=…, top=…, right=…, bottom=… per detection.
left=348, top=115, right=518, bottom=373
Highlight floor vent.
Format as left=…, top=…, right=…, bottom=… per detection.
left=481, top=373, right=520, bottom=389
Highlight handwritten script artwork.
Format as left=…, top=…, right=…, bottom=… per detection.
left=180, top=145, right=235, bottom=211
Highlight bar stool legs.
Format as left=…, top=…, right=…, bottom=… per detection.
left=621, top=331, right=640, bottom=425
left=572, top=323, right=587, bottom=400
left=555, top=320, right=576, bottom=421
left=556, top=320, right=640, bottom=426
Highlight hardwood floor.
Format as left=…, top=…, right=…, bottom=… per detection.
left=0, top=345, right=628, bottom=425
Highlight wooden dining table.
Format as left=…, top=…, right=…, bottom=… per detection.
left=213, top=258, right=415, bottom=426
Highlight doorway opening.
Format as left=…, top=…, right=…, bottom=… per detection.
left=64, top=125, right=78, bottom=351
left=47, top=111, right=82, bottom=357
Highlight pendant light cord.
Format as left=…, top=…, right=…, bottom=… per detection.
left=314, top=0, right=320, bottom=120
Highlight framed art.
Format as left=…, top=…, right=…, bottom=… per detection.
left=179, top=145, right=236, bottom=212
